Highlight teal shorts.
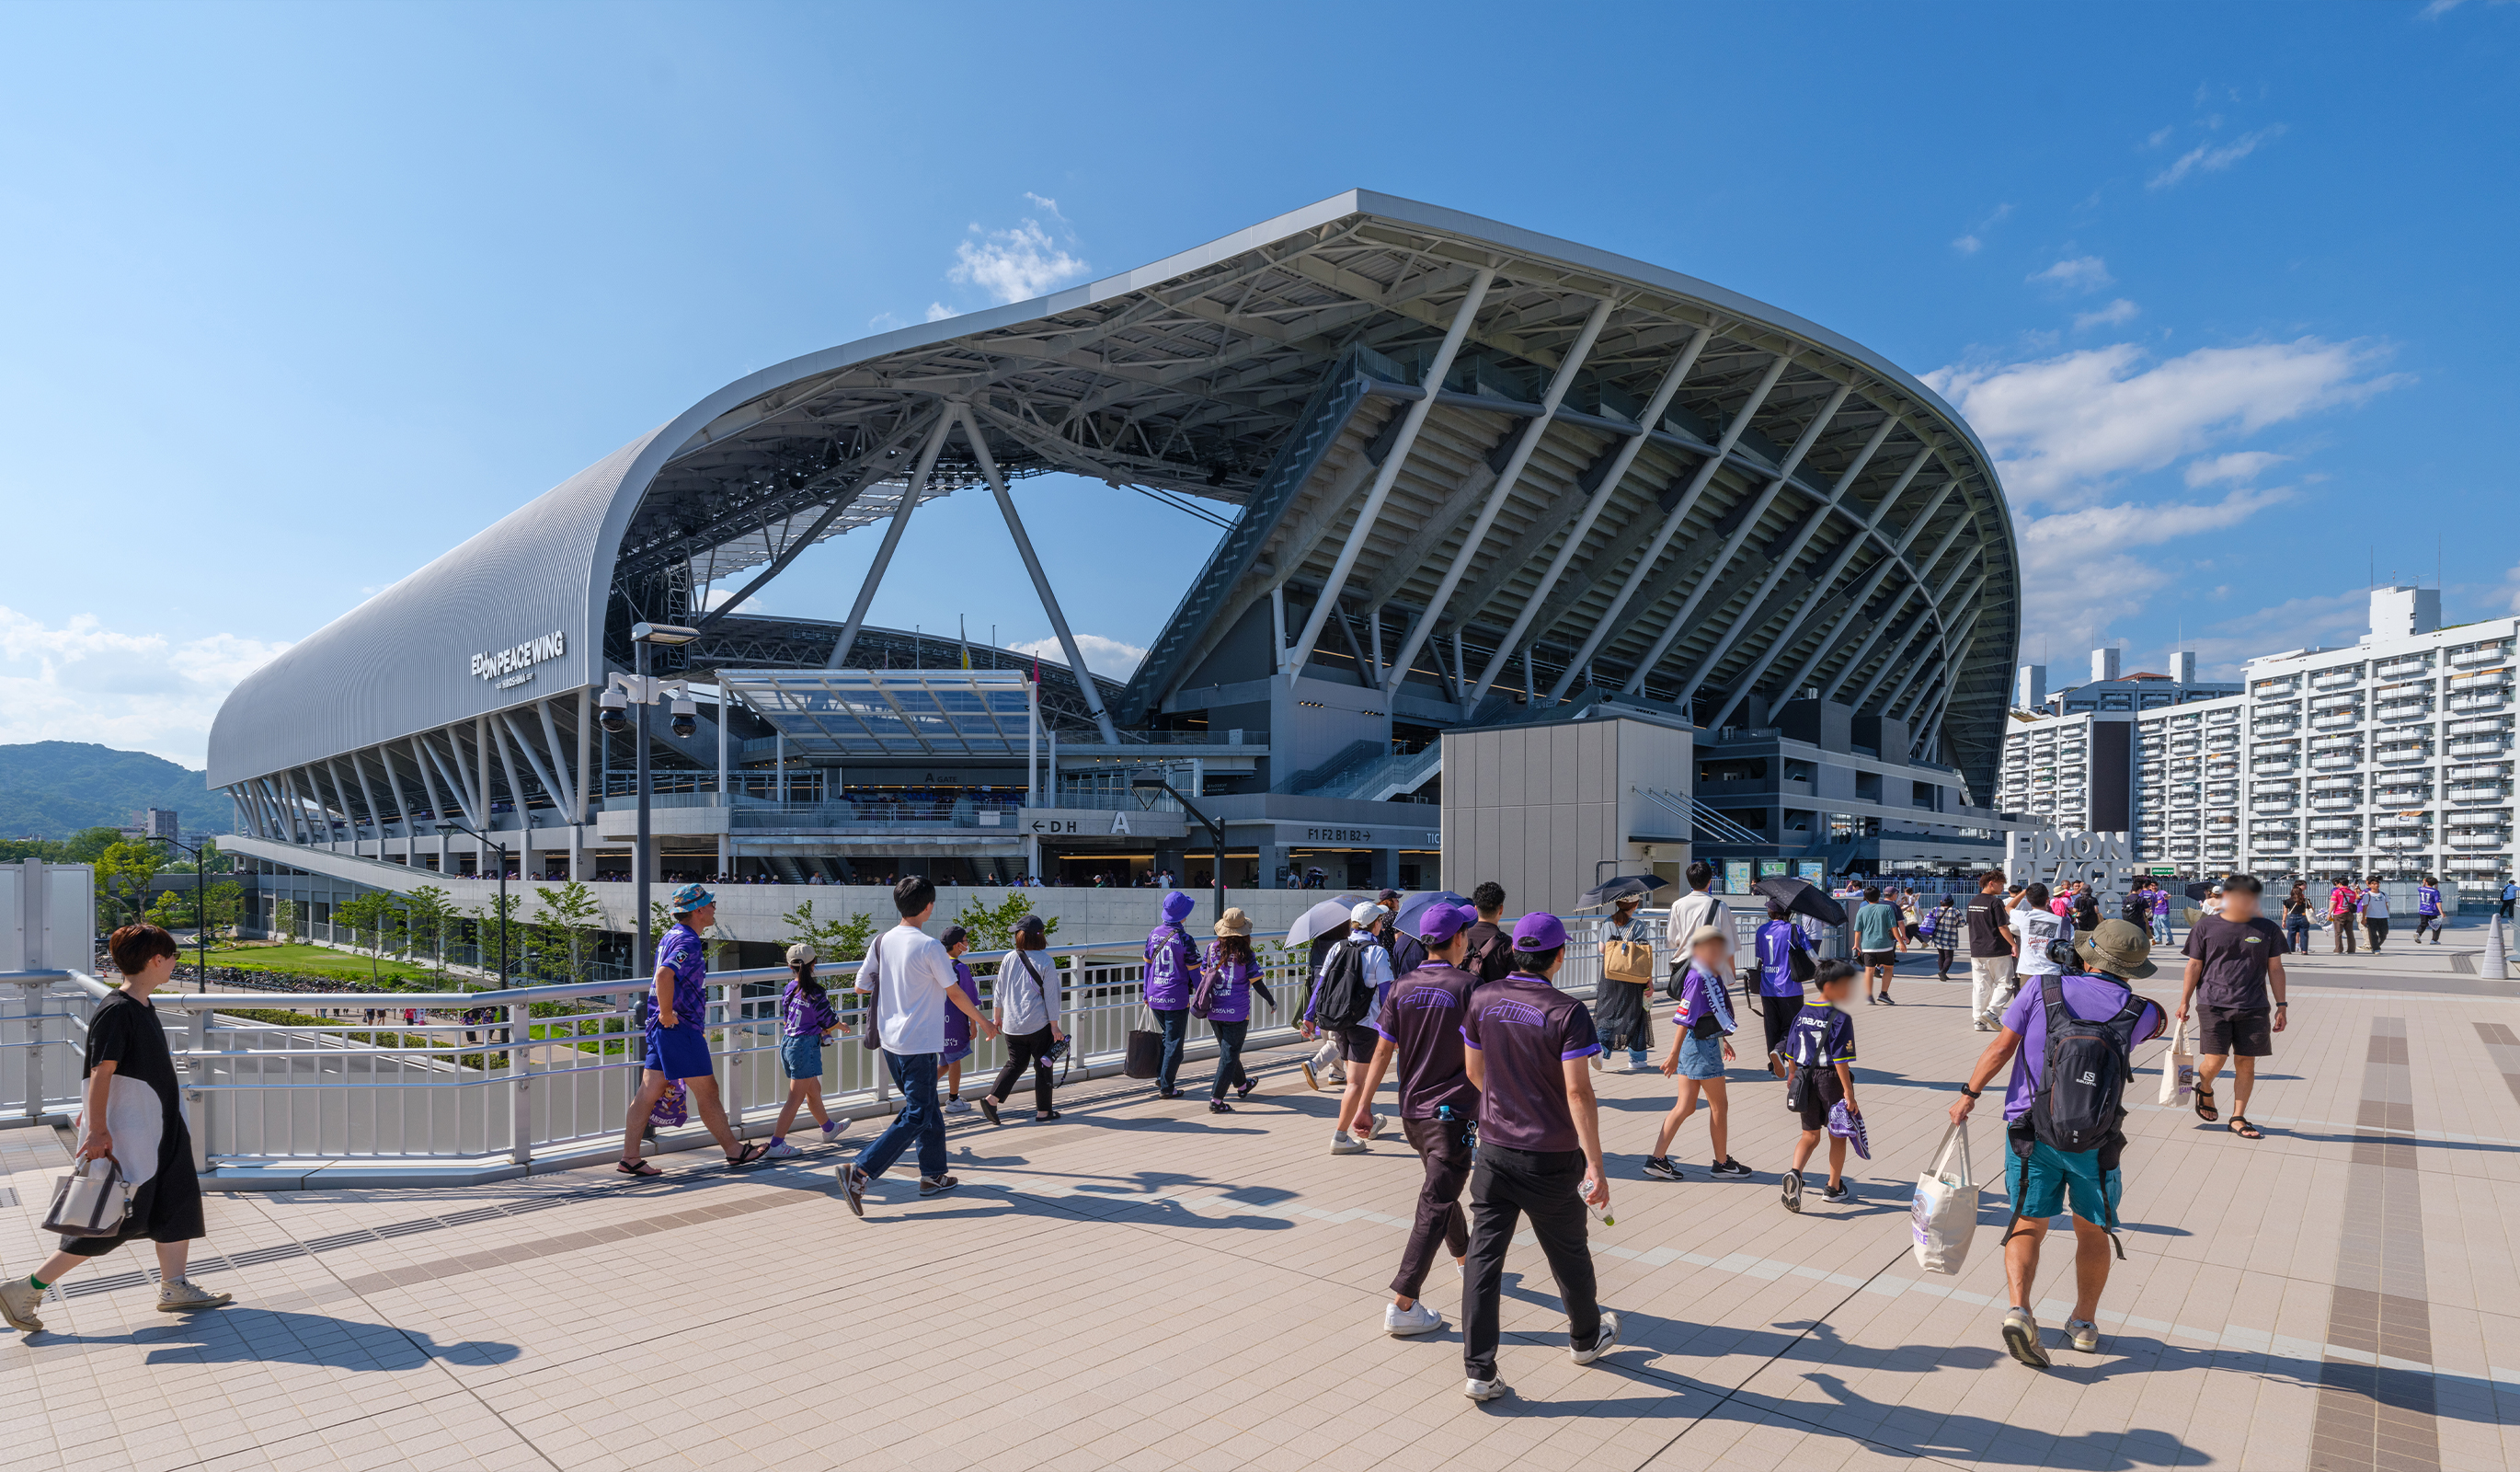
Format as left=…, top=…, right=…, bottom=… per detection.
left=2004, top=1133, right=2122, bottom=1228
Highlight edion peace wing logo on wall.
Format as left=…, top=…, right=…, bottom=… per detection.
left=470, top=631, right=567, bottom=690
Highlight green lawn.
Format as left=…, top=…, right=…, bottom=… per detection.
left=204, top=943, right=468, bottom=988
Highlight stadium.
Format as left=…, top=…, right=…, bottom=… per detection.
left=207, top=190, right=2022, bottom=931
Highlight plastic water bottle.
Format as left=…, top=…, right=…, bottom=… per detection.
left=1582, top=1179, right=1614, bottom=1228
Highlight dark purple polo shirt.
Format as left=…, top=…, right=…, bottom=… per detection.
left=1461, top=973, right=1600, bottom=1153
left=1379, top=961, right=1481, bottom=1121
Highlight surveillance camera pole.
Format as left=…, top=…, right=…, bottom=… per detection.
left=1133, top=774, right=1228, bottom=922
left=435, top=820, right=510, bottom=987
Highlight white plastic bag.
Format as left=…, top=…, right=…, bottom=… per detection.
left=1910, top=1121, right=1980, bottom=1275
left=2158, top=1015, right=2197, bottom=1107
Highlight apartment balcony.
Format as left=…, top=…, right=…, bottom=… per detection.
left=2448, top=834, right=2514, bottom=851
left=2449, top=642, right=2515, bottom=668
left=2373, top=788, right=2432, bottom=807
left=2310, top=669, right=2365, bottom=691
left=2309, top=753, right=2362, bottom=771
left=2375, top=700, right=2434, bottom=722
left=2375, top=742, right=2434, bottom=764
left=2448, top=739, right=2514, bottom=759
left=2373, top=656, right=2433, bottom=681
left=2450, top=784, right=2514, bottom=805
left=2309, top=712, right=2363, bottom=730
left=2446, top=689, right=2513, bottom=714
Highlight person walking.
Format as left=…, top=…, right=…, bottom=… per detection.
left=1779, top=959, right=1861, bottom=1212
left=619, top=884, right=769, bottom=1176
left=2329, top=877, right=2359, bottom=954
left=2502, top=878, right=2516, bottom=920
left=1750, top=900, right=1812, bottom=1070
left=2010, top=882, right=2069, bottom=1015
left=2359, top=880, right=2391, bottom=953
left=1377, top=889, right=1428, bottom=977
left=1644, top=926, right=1752, bottom=1182
left=2412, top=874, right=2446, bottom=945
left=1142, top=891, right=1202, bottom=1099
left=2177, top=874, right=2289, bottom=1142
left=1460, top=914, right=1618, bottom=1401
left=1854, top=885, right=1905, bottom=1005
left=1947, top=918, right=2166, bottom=1366
left=1198, top=908, right=1263, bottom=1114
left=764, top=943, right=851, bottom=1159
left=1926, top=892, right=1961, bottom=982
left=2280, top=881, right=2315, bottom=955
left=938, top=926, right=982, bottom=1114
left=1369, top=903, right=1483, bottom=1336
left=2148, top=879, right=2174, bottom=949
left=838, top=877, right=1000, bottom=1215
left=977, top=914, right=1064, bottom=1125
left=1592, top=894, right=1658, bottom=1073
left=2, top=924, right=232, bottom=1333
left=1463, top=882, right=1515, bottom=983
left=1668, top=861, right=1731, bottom=968
left=1305, top=901, right=1396, bottom=1153
left=1966, top=870, right=2019, bottom=1033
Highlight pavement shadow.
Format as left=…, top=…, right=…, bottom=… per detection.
left=37, top=1307, right=520, bottom=1371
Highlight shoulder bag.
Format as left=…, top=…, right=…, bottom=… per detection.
left=1604, top=926, right=1655, bottom=987
left=43, top=1154, right=134, bottom=1238
left=856, top=936, right=885, bottom=1052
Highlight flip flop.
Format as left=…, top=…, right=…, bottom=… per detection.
left=725, top=1142, right=771, bottom=1168
left=616, top=1159, right=662, bottom=1177
left=2228, top=1116, right=2263, bottom=1140
left=2194, top=1084, right=2218, bottom=1123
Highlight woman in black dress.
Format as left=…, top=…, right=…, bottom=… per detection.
left=1594, top=895, right=1659, bottom=1073
left=1, top=924, right=230, bottom=1333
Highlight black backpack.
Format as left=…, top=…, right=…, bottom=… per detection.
left=2119, top=891, right=2150, bottom=926
left=2028, top=972, right=2145, bottom=1154
left=1312, top=938, right=1376, bottom=1029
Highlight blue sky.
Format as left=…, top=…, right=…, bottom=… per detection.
left=3, top=1, right=2514, bottom=765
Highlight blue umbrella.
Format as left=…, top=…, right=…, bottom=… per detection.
left=1394, top=890, right=1471, bottom=933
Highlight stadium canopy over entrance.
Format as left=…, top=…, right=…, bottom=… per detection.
left=210, top=190, right=2022, bottom=894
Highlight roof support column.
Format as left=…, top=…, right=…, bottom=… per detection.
left=1541, top=352, right=1792, bottom=706
left=1621, top=381, right=1852, bottom=698
left=346, top=751, right=386, bottom=856
left=955, top=400, right=1118, bottom=743
left=1284, top=268, right=1496, bottom=685
left=827, top=408, right=955, bottom=670
left=1427, top=318, right=1701, bottom=704
left=1383, top=290, right=1617, bottom=700
left=1743, top=467, right=1950, bottom=724
left=537, top=698, right=580, bottom=822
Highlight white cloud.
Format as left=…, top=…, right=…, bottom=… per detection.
left=867, top=311, right=905, bottom=332
left=1005, top=634, right=1145, bottom=679
left=1925, top=337, right=2400, bottom=502
left=924, top=302, right=957, bottom=323
left=2014, top=487, right=2298, bottom=651
left=1951, top=203, right=2011, bottom=255
left=2073, top=298, right=2140, bottom=330
left=1952, top=235, right=1982, bottom=256
left=2146, top=126, right=2175, bottom=148
left=2183, top=450, right=2290, bottom=487
left=2028, top=256, right=2114, bottom=293
left=0, top=606, right=289, bottom=767
left=2148, top=125, right=2285, bottom=189
left=948, top=212, right=1089, bottom=305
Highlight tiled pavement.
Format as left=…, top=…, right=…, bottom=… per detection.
left=6, top=934, right=2520, bottom=1471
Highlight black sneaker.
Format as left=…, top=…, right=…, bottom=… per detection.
left=1642, top=1156, right=1684, bottom=1181
left=918, top=1174, right=958, bottom=1196
left=840, top=1163, right=867, bottom=1218
left=1822, top=1179, right=1856, bottom=1205
left=1878, top=992, right=1896, bottom=1006
left=1710, top=1157, right=1754, bottom=1180
left=979, top=1097, right=1002, bottom=1127
left=1781, top=1169, right=1804, bottom=1213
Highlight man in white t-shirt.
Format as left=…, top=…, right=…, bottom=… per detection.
left=1668, top=861, right=1732, bottom=963
left=840, top=876, right=997, bottom=1217
left=2010, top=881, right=2070, bottom=983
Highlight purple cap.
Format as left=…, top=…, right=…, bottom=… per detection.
left=1378, top=889, right=1402, bottom=903
left=1162, top=891, right=1197, bottom=923
left=1417, top=903, right=1472, bottom=944
left=1511, top=912, right=1566, bottom=951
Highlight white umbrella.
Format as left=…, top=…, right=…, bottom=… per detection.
left=1287, top=896, right=1369, bottom=948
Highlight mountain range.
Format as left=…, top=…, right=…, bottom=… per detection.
left=0, top=742, right=227, bottom=838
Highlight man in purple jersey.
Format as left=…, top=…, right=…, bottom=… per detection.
left=1458, top=913, right=1618, bottom=1402
left=1368, top=903, right=1483, bottom=1338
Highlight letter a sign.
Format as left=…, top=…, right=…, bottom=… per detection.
left=1109, top=811, right=1133, bottom=835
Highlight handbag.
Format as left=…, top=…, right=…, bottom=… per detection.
left=2158, top=1014, right=2198, bottom=1106
left=1789, top=947, right=1817, bottom=985
left=1124, top=1006, right=1164, bottom=1079
left=42, top=1154, right=134, bottom=1238
left=1910, top=1121, right=1981, bottom=1275
left=649, top=1079, right=689, bottom=1129
left=856, top=936, right=884, bottom=1052
left=1604, top=937, right=1655, bottom=986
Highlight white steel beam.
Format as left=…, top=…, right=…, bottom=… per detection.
left=827, top=408, right=956, bottom=670
left=1414, top=320, right=1705, bottom=702
left=1536, top=352, right=1791, bottom=707
left=1282, top=268, right=1496, bottom=684
left=955, top=401, right=1120, bottom=743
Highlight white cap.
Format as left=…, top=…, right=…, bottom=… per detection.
left=1348, top=900, right=1383, bottom=926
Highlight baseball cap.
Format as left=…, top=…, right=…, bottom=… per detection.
left=1348, top=900, right=1384, bottom=927
left=668, top=882, right=716, bottom=914
left=1416, top=903, right=1472, bottom=944
left=1511, top=912, right=1567, bottom=951
left=785, top=943, right=817, bottom=966
left=1377, top=889, right=1402, bottom=903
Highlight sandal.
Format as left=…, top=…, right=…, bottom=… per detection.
left=2194, top=1084, right=2218, bottom=1123
left=616, top=1158, right=662, bottom=1177
left=1034, top=1110, right=1060, bottom=1122
left=2228, top=1116, right=2262, bottom=1140
left=725, top=1142, right=770, bottom=1168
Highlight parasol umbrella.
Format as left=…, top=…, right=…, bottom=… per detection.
left=1287, top=897, right=1368, bottom=948
left=1752, top=875, right=1848, bottom=927
left=1575, top=874, right=1671, bottom=910
left=1394, top=890, right=1471, bottom=933
left=2182, top=881, right=2219, bottom=901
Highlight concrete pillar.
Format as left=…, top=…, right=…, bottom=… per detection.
left=1256, top=842, right=1288, bottom=890
left=1372, top=846, right=1401, bottom=891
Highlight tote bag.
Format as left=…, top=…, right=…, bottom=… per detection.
left=1910, top=1121, right=1981, bottom=1275
left=1124, top=1006, right=1164, bottom=1079
left=42, top=1155, right=133, bottom=1238
left=2157, top=1014, right=2198, bottom=1107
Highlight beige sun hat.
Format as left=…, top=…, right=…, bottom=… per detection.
left=1214, top=907, right=1254, bottom=937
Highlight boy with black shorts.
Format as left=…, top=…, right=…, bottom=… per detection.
left=1780, top=960, right=1861, bottom=1212
left=2177, top=873, right=2288, bottom=1142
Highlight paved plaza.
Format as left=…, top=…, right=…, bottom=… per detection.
left=6, top=933, right=2519, bottom=1472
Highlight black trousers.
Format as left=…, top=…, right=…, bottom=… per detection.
left=1392, top=1114, right=1473, bottom=1299
left=2365, top=918, right=2388, bottom=951
left=988, top=1026, right=1058, bottom=1113
left=1462, top=1144, right=1599, bottom=1381
left=1208, top=1018, right=1249, bottom=1099
left=1759, top=994, right=1804, bottom=1063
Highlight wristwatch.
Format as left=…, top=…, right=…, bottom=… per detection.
left=1958, top=1085, right=1981, bottom=1099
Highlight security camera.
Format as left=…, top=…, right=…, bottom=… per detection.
left=670, top=695, right=697, bottom=740
left=598, top=685, right=630, bottom=735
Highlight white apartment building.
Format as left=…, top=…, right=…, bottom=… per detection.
left=1997, top=710, right=2130, bottom=834
left=2135, top=695, right=2245, bottom=871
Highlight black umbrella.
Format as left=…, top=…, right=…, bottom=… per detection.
left=1752, top=875, right=1848, bottom=926
left=2182, top=881, right=2218, bottom=902
left=1576, top=874, right=1671, bottom=910
left=1395, top=889, right=1471, bottom=933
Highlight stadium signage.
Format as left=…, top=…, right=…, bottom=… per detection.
left=471, top=631, right=567, bottom=683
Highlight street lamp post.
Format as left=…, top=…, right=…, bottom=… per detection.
left=436, top=820, right=511, bottom=986
left=1129, top=772, right=1228, bottom=921
left=598, top=622, right=702, bottom=984
left=148, top=835, right=213, bottom=991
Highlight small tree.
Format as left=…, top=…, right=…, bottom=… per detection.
left=273, top=897, right=299, bottom=943
left=402, top=886, right=458, bottom=981
left=779, top=897, right=877, bottom=964
left=474, top=891, right=523, bottom=983
left=531, top=880, right=605, bottom=985
left=96, top=841, right=162, bottom=928
left=951, top=891, right=1057, bottom=955
left=333, top=891, right=406, bottom=985
left=202, top=880, right=245, bottom=944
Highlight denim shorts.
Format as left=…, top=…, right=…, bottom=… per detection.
left=781, top=1032, right=826, bottom=1081
left=1677, top=1030, right=1728, bottom=1080
left=2005, top=1135, right=2122, bottom=1227
left=645, top=1024, right=713, bottom=1081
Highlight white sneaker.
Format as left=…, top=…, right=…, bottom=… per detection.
left=944, top=1098, right=973, bottom=1116
left=2066, top=1317, right=2101, bottom=1353
left=1463, top=1375, right=1510, bottom=1402
left=1571, top=1309, right=1621, bottom=1364
left=0, top=1277, right=44, bottom=1332
left=2002, top=1306, right=2051, bottom=1368
left=1330, top=1132, right=1367, bottom=1155
left=762, top=1140, right=804, bottom=1159
left=1384, top=1301, right=1444, bottom=1336
left=156, top=1279, right=234, bottom=1313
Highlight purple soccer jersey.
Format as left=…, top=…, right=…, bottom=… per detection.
left=1461, top=974, right=1600, bottom=1153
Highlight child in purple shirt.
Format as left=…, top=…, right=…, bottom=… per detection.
left=765, top=942, right=852, bottom=1158
left=938, top=926, right=983, bottom=1114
